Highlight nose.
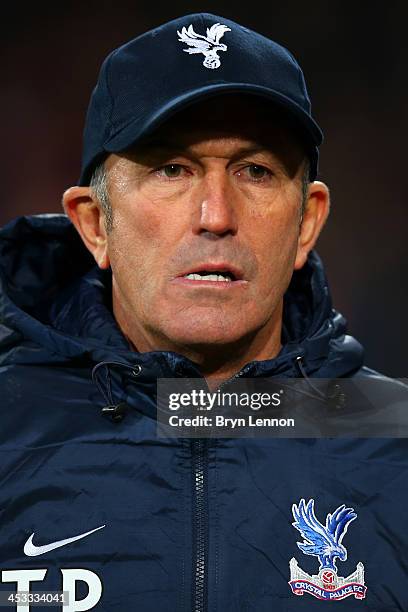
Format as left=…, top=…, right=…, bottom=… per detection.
left=193, top=172, right=238, bottom=237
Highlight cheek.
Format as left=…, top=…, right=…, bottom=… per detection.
left=250, top=206, right=300, bottom=293
left=106, top=196, right=181, bottom=311
left=106, top=204, right=157, bottom=294
left=117, top=196, right=163, bottom=245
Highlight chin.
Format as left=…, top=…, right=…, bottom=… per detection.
left=159, top=317, right=251, bottom=348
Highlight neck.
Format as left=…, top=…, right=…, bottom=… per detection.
left=180, top=321, right=283, bottom=385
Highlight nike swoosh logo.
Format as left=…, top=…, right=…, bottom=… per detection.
left=23, top=525, right=105, bottom=557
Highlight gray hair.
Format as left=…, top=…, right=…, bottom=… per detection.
left=89, top=162, right=114, bottom=233
left=89, top=157, right=311, bottom=232
left=300, top=158, right=310, bottom=220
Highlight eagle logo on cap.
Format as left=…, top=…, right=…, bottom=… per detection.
left=177, top=23, right=231, bottom=69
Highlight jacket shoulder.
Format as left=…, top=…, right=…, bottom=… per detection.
left=350, top=365, right=408, bottom=405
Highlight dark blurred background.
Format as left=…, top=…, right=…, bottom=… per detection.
left=2, top=1, right=407, bottom=375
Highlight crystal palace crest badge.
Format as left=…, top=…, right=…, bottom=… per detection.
left=177, top=23, right=231, bottom=70
left=288, top=499, right=367, bottom=601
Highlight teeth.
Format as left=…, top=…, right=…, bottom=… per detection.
left=184, top=273, right=232, bottom=282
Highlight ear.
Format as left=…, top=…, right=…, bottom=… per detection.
left=294, top=181, right=330, bottom=270
left=62, top=186, right=110, bottom=269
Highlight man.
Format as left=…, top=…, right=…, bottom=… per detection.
left=0, top=13, right=407, bottom=612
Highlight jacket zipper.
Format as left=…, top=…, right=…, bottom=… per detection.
left=187, top=368, right=251, bottom=611
left=189, top=369, right=249, bottom=611
left=191, top=438, right=209, bottom=612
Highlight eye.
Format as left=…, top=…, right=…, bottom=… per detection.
left=156, top=164, right=185, bottom=178
left=235, top=163, right=273, bottom=182
left=246, top=164, right=271, bottom=180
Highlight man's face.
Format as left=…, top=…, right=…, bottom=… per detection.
left=102, top=96, right=307, bottom=351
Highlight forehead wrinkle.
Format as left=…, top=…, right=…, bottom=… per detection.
left=129, top=135, right=286, bottom=163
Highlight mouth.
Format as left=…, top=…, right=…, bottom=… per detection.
left=174, top=263, right=246, bottom=286
left=184, top=270, right=235, bottom=282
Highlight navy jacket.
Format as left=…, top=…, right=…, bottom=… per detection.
left=0, top=214, right=407, bottom=611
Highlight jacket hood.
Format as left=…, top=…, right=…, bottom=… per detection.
left=0, top=214, right=364, bottom=378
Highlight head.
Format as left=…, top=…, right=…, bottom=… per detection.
left=63, top=13, right=330, bottom=371
left=64, top=95, right=329, bottom=363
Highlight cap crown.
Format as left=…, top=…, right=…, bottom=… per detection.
left=80, top=13, right=322, bottom=184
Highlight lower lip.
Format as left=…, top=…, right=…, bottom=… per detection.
left=172, top=277, right=247, bottom=289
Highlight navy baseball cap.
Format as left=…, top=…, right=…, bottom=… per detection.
left=79, top=13, right=323, bottom=185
